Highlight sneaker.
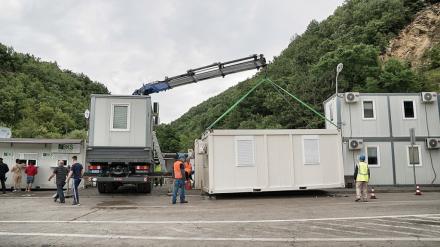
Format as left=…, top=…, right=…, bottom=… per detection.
left=72, top=202, right=77, bottom=206
left=76, top=203, right=81, bottom=206
left=355, top=198, right=360, bottom=202
left=180, top=201, right=188, bottom=203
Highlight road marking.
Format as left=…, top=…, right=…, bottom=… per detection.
left=0, top=232, right=439, bottom=242
left=371, top=219, right=440, bottom=234
left=95, top=205, right=195, bottom=208
left=309, top=224, right=363, bottom=236
left=1, top=213, right=440, bottom=225
left=333, top=220, right=435, bottom=238
left=404, top=217, right=440, bottom=225
left=333, top=199, right=440, bottom=206
left=359, top=221, right=436, bottom=237
left=323, top=221, right=432, bottom=238
left=387, top=218, right=440, bottom=228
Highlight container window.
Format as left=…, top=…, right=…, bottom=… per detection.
left=362, top=100, right=375, bottom=119
left=303, top=136, right=320, bottom=165
left=366, top=146, right=379, bottom=167
left=235, top=137, right=255, bottom=167
left=403, top=100, right=416, bottom=119
left=407, top=145, right=422, bottom=167
left=112, top=104, right=130, bottom=130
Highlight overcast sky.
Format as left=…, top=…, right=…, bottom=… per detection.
left=0, top=0, right=343, bottom=123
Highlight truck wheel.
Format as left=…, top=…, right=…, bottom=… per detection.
left=97, top=182, right=106, bottom=193
left=137, top=182, right=151, bottom=193
left=105, top=182, right=115, bottom=193
left=145, top=181, right=152, bottom=193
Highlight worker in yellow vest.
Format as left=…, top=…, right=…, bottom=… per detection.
left=153, top=162, right=163, bottom=187
left=354, top=155, right=370, bottom=202
left=172, top=155, right=188, bottom=204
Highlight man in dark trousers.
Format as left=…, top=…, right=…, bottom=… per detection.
left=171, top=155, right=188, bottom=204
left=66, top=156, right=83, bottom=206
left=48, top=160, right=68, bottom=203
left=0, top=158, right=9, bottom=194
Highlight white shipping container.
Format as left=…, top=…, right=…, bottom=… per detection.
left=195, top=129, right=344, bottom=194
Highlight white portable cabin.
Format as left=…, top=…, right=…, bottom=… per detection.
left=0, top=138, right=85, bottom=189
left=195, top=129, right=344, bottom=194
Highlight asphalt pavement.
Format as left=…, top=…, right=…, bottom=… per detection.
left=0, top=185, right=439, bottom=247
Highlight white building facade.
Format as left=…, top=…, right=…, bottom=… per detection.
left=0, top=138, right=85, bottom=189
left=324, top=92, right=440, bottom=186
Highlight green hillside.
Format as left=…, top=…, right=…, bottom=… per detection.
left=157, top=0, right=440, bottom=152
left=0, top=43, right=109, bottom=139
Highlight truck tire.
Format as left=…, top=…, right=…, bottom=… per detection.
left=105, top=182, right=116, bottom=193
left=137, top=182, right=151, bottom=193
left=145, top=181, right=152, bottom=193
left=97, top=182, right=106, bottom=193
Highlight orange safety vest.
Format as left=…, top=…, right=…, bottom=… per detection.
left=173, top=161, right=183, bottom=179
left=184, top=161, right=192, bottom=173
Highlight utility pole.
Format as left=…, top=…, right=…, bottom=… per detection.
left=409, top=128, right=417, bottom=186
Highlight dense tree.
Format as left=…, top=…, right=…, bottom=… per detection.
left=0, top=43, right=109, bottom=138
left=161, top=0, right=439, bottom=151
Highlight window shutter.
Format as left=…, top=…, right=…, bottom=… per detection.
left=236, top=139, right=254, bottom=166
left=304, top=138, right=320, bottom=165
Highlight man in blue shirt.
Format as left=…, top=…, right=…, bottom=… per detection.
left=67, top=156, right=83, bottom=206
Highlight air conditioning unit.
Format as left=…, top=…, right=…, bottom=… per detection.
left=426, top=138, right=440, bottom=149
left=421, top=92, right=437, bottom=103
left=345, top=92, right=360, bottom=103
left=348, top=139, right=364, bottom=150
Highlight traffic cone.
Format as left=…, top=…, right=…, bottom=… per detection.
left=415, top=185, right=422, bottom=195
left=370, top=187, right=377, bottom=199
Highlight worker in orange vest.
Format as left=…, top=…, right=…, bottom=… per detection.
left=172, top=155, right=188, bottom=204
left=184, top=158, right=193, bottom=182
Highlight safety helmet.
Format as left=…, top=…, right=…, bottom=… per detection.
left=359, top=154, right=365, bottom=161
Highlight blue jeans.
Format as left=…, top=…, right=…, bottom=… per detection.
left=172, top=179, right=185, bottom=203
left=55, top=182, right=65, bottom=202
left=72, top=179, right=81, bottom=204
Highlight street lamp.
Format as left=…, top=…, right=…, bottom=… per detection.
left=335, top=63, right=343, bottom=129
left=336, top=63, right=343, bottom=97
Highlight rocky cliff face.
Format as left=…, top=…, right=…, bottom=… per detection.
left=383, top=3, right=440, bottom=67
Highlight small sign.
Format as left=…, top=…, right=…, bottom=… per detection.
left=51, top=143, right=80, bottom=153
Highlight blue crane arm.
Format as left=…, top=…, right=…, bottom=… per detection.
left=133, top=81, right=171, bottom=95
left=133, top=54, right=266, bottom=95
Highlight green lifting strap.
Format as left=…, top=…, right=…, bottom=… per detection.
left=205, top=77, right=338, bottom=130
left=266, top=78, right=338, bottom=128
left=206, top=78, right=268, bottom=130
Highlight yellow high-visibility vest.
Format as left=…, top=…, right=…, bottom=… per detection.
left=154, top=164, right=162, bottom=173
left=356, top=161, right=369, bottom=182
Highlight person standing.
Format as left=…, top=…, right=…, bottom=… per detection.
left=354, top=155, right=370, bottom=202
left=171, top=156, right=188, bottom=204
left=184, top=158, right=193, bottom=182
left=10, top=159, right=23, bottom=192
left=48, top=160, right=68, bottom=203
left=153, top=162, right=163, bottom=187
left=67, top=156, right=83, bottom=206
left=0, top=158, right=9, bottom=194
left=24, top=161, right=38, bottom=192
